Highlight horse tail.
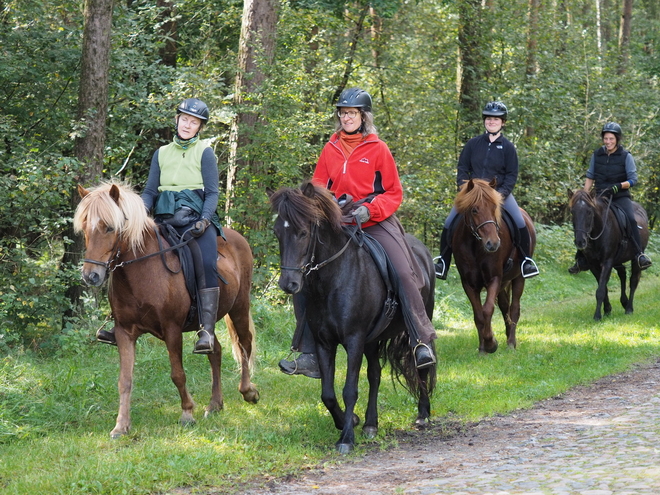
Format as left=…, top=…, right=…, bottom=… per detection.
left=224, top=311, right=256, bottom=373
left=381, top=332, right=436, bottom=398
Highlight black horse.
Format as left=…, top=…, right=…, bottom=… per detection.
left=268, top=181, right=436, bottom=454
left=568, top=189, right=649, bottom=320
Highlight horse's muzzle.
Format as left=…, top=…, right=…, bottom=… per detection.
left=81, top=266, right=107, bottom=287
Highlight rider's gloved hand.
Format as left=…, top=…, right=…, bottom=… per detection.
left=352, top=206, right=371, bottom=224
left=609, top=183, right=621, bottom=195
left=191, top=218, right=210, bottom=237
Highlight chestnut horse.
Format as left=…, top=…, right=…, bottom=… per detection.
left=568, top=189, right=649, bottom=320
left=268, top=182, right=436, bottom=454
left=452, top=179, right=536, bottom=353
left=74, top=182, right=258, bottom=438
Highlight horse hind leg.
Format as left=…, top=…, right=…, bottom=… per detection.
left=613, top=265, right=630, bottom=312
left=225, top=310, right=259, bottom=404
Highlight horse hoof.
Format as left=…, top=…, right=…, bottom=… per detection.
left=242, top=387, right=259, bottom=404
left=507, top=343, right=516, bottom=350
left=110, top=429, right=127, bottom=439
left=414, top=417, right=429, bottom=428
left=363, top=426, right=378, bottom=439
left=337, top=443, right=353, bottom=454
left=180, top=418, right=196, bottom=428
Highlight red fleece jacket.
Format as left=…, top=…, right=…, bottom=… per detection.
left=312, top=133, right=403, bottom=228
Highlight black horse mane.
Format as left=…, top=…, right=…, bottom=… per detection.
left=269, top=181, right=343, bottom=234
left=569, top=189, right=597, bottom=209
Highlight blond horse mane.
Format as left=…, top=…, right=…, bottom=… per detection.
left=73, top=181, right=155, bottom=253
left=454, top=179, right=503, bottom=225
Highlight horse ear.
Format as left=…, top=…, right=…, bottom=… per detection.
left=302, top=181, right=316, bottom=198
left=489, top=178, right=497, bottom=189
left=466, top=179, right=475, bottom=192
left=77, top=184, right=89, bottom=199
left=567, top=188, right=573, bottom=200
left=109, top=184, right=121, bottom=204
left=266, top=187, right=275, bottom=199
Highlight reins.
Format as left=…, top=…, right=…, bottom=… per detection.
left=468, top=218, right=500, bottom=241
left=587, top=193, right=613, bottom=241
left=280, top=222, right=356, bottom=276
left=83, top=226, right=195, bottom=273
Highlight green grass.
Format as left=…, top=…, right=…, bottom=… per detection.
left=1, top=224, right=660, bottom=494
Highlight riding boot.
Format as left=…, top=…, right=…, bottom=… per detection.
left=517, top=227, right=539, bottom=278
left=568, top=251, right=589, bottom=274
left=433, top=228, right=452, bottom=280
left=97, top=326, right=117, bottom=346
left=629, top=222, right=653, bottom=270
left=193, top=287, right=220, bottom=354
left=278, top=314, right=321, bottom=379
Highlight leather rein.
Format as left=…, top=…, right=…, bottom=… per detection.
left=83, top=226, right=194, bottom=274
left=280, top=222, right=357, bottom=276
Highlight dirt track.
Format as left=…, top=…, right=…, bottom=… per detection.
left=230, top=358, right=660, bottom=494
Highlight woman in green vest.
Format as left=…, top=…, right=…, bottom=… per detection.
left=97, top=98, right=222, bottom=354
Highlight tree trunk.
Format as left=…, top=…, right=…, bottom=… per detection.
left=225, top=0, right=278, bottom=227
left=525, top=0, right=540, bottom=138
left=62, top=0, right=113, bottom=320
left=457, top=0, right=489, bottom=143
left=617, top=0, right=633, bottom=74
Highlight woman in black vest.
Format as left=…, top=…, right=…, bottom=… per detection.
left=569, top=122, right=652, bottom=273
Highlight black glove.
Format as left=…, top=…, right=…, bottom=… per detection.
left=191, top=218, right=210, bottom=237
left=610, top=183, right=621, bottom=195
left=352, top=205, right=371, bottom=224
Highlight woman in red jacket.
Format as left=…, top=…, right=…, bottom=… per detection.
left=279, top=88, right=437, bottom=378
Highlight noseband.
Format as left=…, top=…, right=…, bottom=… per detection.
left=468, top=218, right=500, bottom=241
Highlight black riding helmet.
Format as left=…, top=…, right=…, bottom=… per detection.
left=601, top=122, right=622, bottom=142
left=336, top=88, right=372, bottom=112
left=482, top=101, right=508, bottom=121
left=177, top=98, right=210, bottom=122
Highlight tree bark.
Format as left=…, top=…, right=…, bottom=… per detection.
left=225, top=0, right=279, bottom=226
left=617, top=0, right=633, bottom=75
left=62, top=0, right=114, bottom=320
left=525, top=0, right=540, bottom=138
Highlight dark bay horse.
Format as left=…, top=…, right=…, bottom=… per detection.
left=452, top=179, right=536, bottom=354
left=74, top=182, right=259, bottom=438
left=568, top=189, right=649, bottom=320
left=268, top=182, right=436, bottom=454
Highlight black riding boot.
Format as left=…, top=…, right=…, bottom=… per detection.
left=629, top=221, right=653, bottom=270
left=193, top=287, right=220, bottom=354
left=518, top=227, right=539, bottom=278
left=97, top=326, right=117, bottom=346
left=568, top=251, right=589, bottom=274
left=433, top=228, right=452, bottom=280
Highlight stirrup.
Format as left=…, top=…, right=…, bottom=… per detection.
left=433, top=256, right=448, bottom=280
left=521, top=257, right=539, bottom=278
left=413, top=342, right=436, bottom=369
left=193, top=329, right=214, bottom=354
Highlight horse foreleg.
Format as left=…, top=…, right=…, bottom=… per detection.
left=463, top=284, right=491, bottom=354
left=317, top=345, right=343, bottom=430
left=614, top=265, right=629, bottom=312
left=504, top=278, right=525, bottom=349
left=164, top=332, right=196, bottom=427
left=111, top=331, right=136, bottom=439
left=362, top=342, right=381, bottom=440
left=205, top=344, right=224, bottom=417
left=593, top=264, right=613, bottom=321
left=336, top=341, right=364, bottom=454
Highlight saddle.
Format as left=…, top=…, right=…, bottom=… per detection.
left=156, top=224, right=228, bottom=327
left=337, top=195, right=400, bottom=343
left=607, top=201, right=634, bottom=239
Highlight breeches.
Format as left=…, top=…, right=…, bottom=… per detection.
left=444, top=193, right=525, bottom=229
left=173, top=223, right=219, bottom=288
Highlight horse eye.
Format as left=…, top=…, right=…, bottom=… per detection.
left=105, top=226, right=115, bottom=234
left=471, top=207, right=479, bottom=215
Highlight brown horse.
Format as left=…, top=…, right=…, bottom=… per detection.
left=452, top=179, right=536, bottom=354
left=73, top=181, right=258, bottom=438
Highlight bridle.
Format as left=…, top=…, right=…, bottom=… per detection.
left=467, top=216, right=500, bottom=241
left=280, top=222, right=355, bottom=276
left=573, top=193, right=612, bottom=242
left=83, top=226, right=194, bottom=275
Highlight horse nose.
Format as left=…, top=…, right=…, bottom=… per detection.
left=279, top=277, right=301, bottom=295
left=484, top=239, right=500, bottom=252
left=82, top=269, right=103, bottom=287
left=575, top=238, right=587, bottom=250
